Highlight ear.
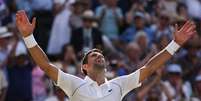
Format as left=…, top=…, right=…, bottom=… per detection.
left=82, top=64, right=88, bottom=70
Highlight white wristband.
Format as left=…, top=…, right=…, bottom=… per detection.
left=165, top=40, right=180, bottom=55
left=23, top=34, right=38, bottom=48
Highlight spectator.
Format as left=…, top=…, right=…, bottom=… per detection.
left=5, top=41, right=33, bottom=101
left=136, top=69, right=172, bottom=101
left=69, top=0, right=88, bottom=30
left=121, top=11, right=154, bottom=43
left=47, top=0, right=74, bottom=55
left=96, top=0, right=123, bottom=40
left=191, top=74, right=201, bottom=101
left=158, top=0, right=178, bottom=18
left=0, top=26, right=18, bottom=68
left=54, top=44, right=79, bottom=75
left=176, top=2, right=188, bottom=20
left=125, top=42, right=141, bottom=71
left=177, top=41, right=201, bottom=82
left=150, top=12, right=173, bottom=42
left=71, top=10, right=103, bottom=55
left=134, top=31, right=151, bottom=59
left=163, top=64, right=192, bottom=101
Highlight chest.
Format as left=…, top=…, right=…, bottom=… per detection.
left=70, top=83, right=122, bottom=101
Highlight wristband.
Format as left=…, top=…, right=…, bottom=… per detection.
left=165, top=40, right=180, bottom=55
left=23, top=34, right=38, bottom=48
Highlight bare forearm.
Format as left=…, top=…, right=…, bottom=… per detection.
left=28, top=45, right=58, bottom=81
left=140, top=49, right=172, bottom=82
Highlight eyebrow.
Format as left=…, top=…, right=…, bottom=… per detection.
left=90, top=53, right=104, bottom=58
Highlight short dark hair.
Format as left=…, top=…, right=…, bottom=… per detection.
left=81, top=49, right=103, bottom=75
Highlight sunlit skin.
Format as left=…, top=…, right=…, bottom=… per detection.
left=82, top=52, right=107, bottom=85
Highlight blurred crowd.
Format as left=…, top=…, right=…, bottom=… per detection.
left=0, top=0, right=201, bottom=101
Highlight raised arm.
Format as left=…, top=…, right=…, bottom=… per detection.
left=16, top=10, right=58, bottom=82
left=139, top=20, right=196, bottom=82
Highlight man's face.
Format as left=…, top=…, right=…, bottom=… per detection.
left=86, top=52, right=106, bottom=72
left=136, top=35, right=148, bottom=48
left=169, top=73, right=182, bottom=86
left=83, top=19, right=93, bottom=28
left=134, top=17, right=144, bottom=29
left=126, top=44, right=141, bottom=62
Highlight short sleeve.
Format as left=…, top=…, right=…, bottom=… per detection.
left=111, top=69, right=141, bottom=97
left=56, top=69, right=84, bottom=97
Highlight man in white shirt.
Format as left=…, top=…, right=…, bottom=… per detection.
left=15, top=10, right=196, bottom=101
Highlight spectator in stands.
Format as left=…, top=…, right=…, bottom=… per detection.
left=60, top=44, right=79, bottom=75
left=191, top=74, right=201, bottom=101
left=125, top=42, right=142, bottom=71
left=151, top=12, right=173, bottom=42
left=163, top=64, right=192, bottom=101
left=134, top=31, right=151, bottom=59
left=69, top=0, right=88, bottom=30
left=71, top=10, right=103, bottom=55
left=137, top=69, right=172, bottom=101
left=5, top=41, right=33, bottom=101
left=176, top=2, right=188, bottom=20
left=121, top=11, right=154, bottom=43
left=47, top=0, right=74, bottom=55
left=95, top=0, right=123, bottom=40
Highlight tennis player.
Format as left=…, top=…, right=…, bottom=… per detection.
left=16, top=10, right=196, bottom=101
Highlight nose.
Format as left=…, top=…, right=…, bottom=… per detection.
left=97, top=54, right=102, bottom=58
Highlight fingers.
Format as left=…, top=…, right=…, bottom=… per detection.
left=16, top=13, right=22, bottom=26
left=188, top=30, right=197, bottom=36
left=179, top=20, right=190, bottom=31
left=180, top=20, right=196, bottom=34
left=180, top=20, right=192, bottom=31
left=186, top=24, right=196, bottom=33
left=16, top=10, right=30, bottom=24
left=173, top=24, right=178, bottom=37
left=32, top=17, right=36, bottom=29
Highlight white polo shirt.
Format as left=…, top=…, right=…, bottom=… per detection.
left=56, top=69, right=141, bottom=101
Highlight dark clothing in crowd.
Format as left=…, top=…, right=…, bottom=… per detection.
left=70, top=27, right=103, bottom=54
left=5, top=63, right=33, bottom=101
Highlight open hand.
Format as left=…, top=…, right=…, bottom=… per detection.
left=174, top=20, right=196, bottom=46
left=16, top=10, right=36, bottom=37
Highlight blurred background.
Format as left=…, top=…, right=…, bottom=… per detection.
left=0, top=0, right=201, bottom=101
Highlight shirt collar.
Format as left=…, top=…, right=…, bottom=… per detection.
left=84, top=76, right=95, bottom=85
left=84, top=76, right=110, bottom=86
left=84, top=76, right=112, bottom=93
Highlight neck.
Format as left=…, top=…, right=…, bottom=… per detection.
left=87, top=69, right=105, bottom=86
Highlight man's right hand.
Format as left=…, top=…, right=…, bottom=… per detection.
left=16, top=10, right=36, bottom=37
